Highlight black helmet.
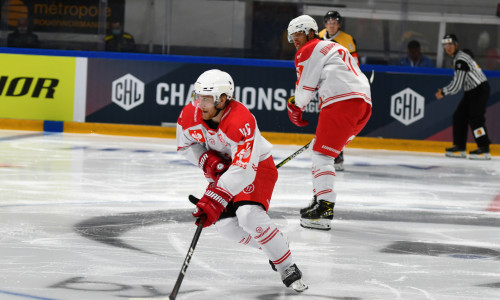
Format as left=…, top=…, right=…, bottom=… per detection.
left=324, top=10, right=342, bottom=23
left=442, top=34, right=458, bottom=44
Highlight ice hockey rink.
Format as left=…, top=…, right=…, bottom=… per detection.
left=0, top=129, right=499, bottom=300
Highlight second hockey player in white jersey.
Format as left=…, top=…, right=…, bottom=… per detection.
left=286, top=15, right=372, bottom=230
left=176, top=69, right=307, bottom=292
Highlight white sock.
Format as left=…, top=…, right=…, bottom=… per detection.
left=235, top=205, right=293, bottom=272
left=312, top=151, right=337, bottom=203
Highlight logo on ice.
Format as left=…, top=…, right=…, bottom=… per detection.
left=390, top=88, right=425, bottom=126
left=112, top=74, right=145, bottom=111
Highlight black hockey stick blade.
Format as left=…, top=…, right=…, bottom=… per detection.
left=188, top=194, right=199, bottom=205
left=169, top=215, right=205, bottom=300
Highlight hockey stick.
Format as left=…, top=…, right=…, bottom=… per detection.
left=275, top=141, right=311, bottom=169
left=188, top=141, right=312, bottom=205
left=168, top=216, right=205, bottom=300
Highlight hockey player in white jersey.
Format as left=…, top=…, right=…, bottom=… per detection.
left=286, top=15, right=372, bottom=230
left=176, top=69, right=307, bottom=292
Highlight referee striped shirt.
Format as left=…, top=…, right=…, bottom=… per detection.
left=442, top=50, right=487, bottom=95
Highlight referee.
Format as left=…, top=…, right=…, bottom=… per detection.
left=435, top=34, right=491, bottom=160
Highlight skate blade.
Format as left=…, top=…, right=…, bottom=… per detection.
left=300, top=218, right=331, bottom=231
left=468, top=153, right=491, bottom=160
left=445, top=152, right=466, bottom=158
left=290, top=279, right=308, bottom=292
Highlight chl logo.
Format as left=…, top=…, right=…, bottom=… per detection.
left=112, top=74, right=144, bottom=111
left=390, top=88, right=425, bottom=126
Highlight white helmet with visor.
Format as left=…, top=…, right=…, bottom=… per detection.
left=194, top=69, right=234, bottom=107
left=287, top=15, right=318, bottom=43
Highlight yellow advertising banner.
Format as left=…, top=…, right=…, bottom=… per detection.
left=0, top=53, right=75, bottom=121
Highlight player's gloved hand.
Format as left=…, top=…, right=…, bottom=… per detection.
left=192, top=186, right=232, bottom=228
left=198, top=151, right=231, bottom=181
left=287, top=96, right=309, bottom=127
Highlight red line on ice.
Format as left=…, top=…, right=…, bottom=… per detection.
left=486, top=192, right=500, bottom=212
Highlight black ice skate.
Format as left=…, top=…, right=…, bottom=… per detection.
left=469, top=146, right=491, bottom=160
left=281, top=264, right=308, bottom=292
left=445, top=145, right=466, bottom=158
left=300, top=200, right=334, bottom=231
left=299, top=195, right=318, bottom=214
left=334, top=151, right=344, bottom=171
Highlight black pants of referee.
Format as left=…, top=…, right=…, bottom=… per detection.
left=453, top=81, right=491, bottom=148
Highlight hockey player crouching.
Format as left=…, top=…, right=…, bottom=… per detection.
left=286, top=15, right=372, bottom=230
left=176, top=69, right=308, bottom=292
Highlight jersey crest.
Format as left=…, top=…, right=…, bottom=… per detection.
left=188, top=129, right=205, bottom=142
left=233, top=140, right=253, bottom=169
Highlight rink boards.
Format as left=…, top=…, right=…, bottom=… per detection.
left=0, top=48, right=499, bottom=154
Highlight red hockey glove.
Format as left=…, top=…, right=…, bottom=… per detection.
left=193, top=186, right=232, bottom=228
left=198, top=151, right=231, bottom=181
left=287, top=96, right=308, bottom=127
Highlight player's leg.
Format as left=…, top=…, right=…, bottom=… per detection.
left=215, top=216, right=261, bottom=249
left=447, top=97, right=468, bottom=158
left=214, top=208, right=306, bottom=291
left=466, top=83, right=491, bottom=160
left=302, top=99, right=371, bottom=230
left=333, top=99, right=372, bottom=172
left=334, top=151, right=344, bottom=171
left=216, top=156, right=281, bottom=252
left=235, top=205, right=292, bottom=272
left=299, top=144, right=319, bottom=215
left=235, top=204, right=307, bottom=292
left=300, top=151, right=336, bottom=230
left=233, top=156, right=307, bottom=292
left=301, top=107, right=342, bottom=230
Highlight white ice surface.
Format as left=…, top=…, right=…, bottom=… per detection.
left=0, top=130, right=499, bottom=300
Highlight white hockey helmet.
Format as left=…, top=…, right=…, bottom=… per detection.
left=194, top=69, right=234, bottom=106
left=287, top=15, right=318, bottom=43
